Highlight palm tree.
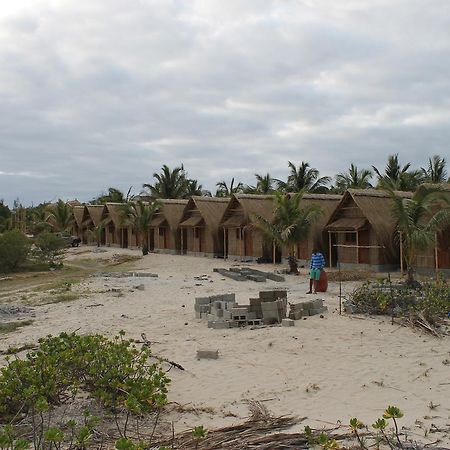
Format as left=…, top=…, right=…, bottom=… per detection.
left=185, top=179, right=207, bottom=197
left=373, top=154, right=423, bottom=191
left=215, top=178, right=244, bottom=197
left=387, top=185, right=450, bottom=284
left=143, top=165, right=188, bottom=199
left=277, top=161, right=330, bottom=193
left=92, top=187, right=133, bottom=204
left=46, top=200, right=74, bottom=232
left=335, top=164, right=373, bottom=192
left=253, top=191, right=322, bottom=273
left=244, top=173, right=276, bottom=194
left=88, top=221, right=106, bottom=247
left=120, top=200, right=160, bottom=255
left=421, top=155, right=448, bottom=183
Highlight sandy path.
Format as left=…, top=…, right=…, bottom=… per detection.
left=1, top=248, right=449, bottom=445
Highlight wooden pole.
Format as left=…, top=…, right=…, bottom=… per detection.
left=223, top=228, right=226, bottom=260
left=435, top=232, right=439, bottom=276
left=399, top=231, right=403, bottom=275
left=181, top=229, right=183, bottom=255
left=239, top=228, right=243, bottom=261
left=272, top=241, right=276, bottom=265
left=356, top=231, right=359, bottom=264
left=328, top=231, right=332, bottom=268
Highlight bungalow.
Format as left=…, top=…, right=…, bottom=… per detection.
left=325, top=189, right=412, bottom=271
left=179, top=197, right=229, bottom=257
left=86, top=205, right=108, bottom=246
left=72, top=205, right=91, bottom=244
left=104, top=203, right=131, bottom=248
left=150, top=199, right=189, bottom=253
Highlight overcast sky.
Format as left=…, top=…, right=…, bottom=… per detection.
left=1, top=0, right=449, bottom=205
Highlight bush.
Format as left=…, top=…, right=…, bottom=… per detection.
left=348, top=279, right=450, bottom=328
left=0, top=230, right=30, bottom=273
left=33, top=232, right=67, bottom=268
left=0, top=331, right=170, bottom=421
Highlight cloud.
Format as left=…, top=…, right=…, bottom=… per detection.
left=0, top=0, right=449, bottom=205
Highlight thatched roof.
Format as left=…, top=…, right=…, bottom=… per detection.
left=105, top=203, right=126, bottom=227
left=73, top=206, right=89, bottom=227
left=180, top=197, right=229, bottom=231
left=325, top=189, right=414, bottom=256
left=150, top=216, right=168, bottom=227
left=327, top=217, right=368, bottom=231
left=221, top=194, right=274, bottom=227
left=159, top=199, right=189, bottom=231
left=87, top=205, right=107, bottom=226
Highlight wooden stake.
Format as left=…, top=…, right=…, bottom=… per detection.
left=399, top=231, right=403, bottom=275
left=435, top=232, right=439, bottom=275
left=223, top=229, right=226, bottom=260
left=180, top=229, right=183, bottom=255
left=273, top=241, right=276, bottom=265
left=328, top=231, right=332, bottom=268
left=356, top=231, right=359, bottom=264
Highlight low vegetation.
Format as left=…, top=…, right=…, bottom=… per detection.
left=0, top=320, right=34, bottom=335
left=0, top=332, right=170, bottom=449
left=347, top=278, right=450, bottom=335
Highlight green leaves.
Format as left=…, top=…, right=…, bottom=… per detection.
left=372, top=418, right=388, bottom=430
left=383, top=406, right=404, bottom=420
left=0, top=332, right=170, bottom=421
left=192, top=425, right=208, bottom=440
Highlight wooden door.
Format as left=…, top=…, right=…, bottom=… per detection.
left=359, top=230, right=370, bottom=264
left=244, top=229, right=253, bottom=257
left=437, top=227, right=450, bottom=268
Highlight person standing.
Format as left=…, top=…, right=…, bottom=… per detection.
left=307, top=248, right=326, bottom=294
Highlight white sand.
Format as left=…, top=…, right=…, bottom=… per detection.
left=1, top=248, right=449, bottom=444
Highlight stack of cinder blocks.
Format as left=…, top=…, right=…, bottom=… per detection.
left=194, top=289, right=288, bottom=328
left=258, top=290, right=288, bottom=324
left=288, top=298, right=327, bottom=319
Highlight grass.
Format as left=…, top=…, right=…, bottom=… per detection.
left=0, top=320, right=34, bottom=335
left=40, top=292, right=81, bottom=305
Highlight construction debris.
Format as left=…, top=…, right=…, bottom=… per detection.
left=94, top=271, right=158, bottom=278
left=288, top=299, right=327, bottom=319
left=213, top=267, right=285, bottom=283
left=195, top=290, right=288, bottom=327
left=197, top=349, right=219, bottom=360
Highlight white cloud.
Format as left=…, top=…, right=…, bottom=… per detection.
left=0, top=0, right=449, bottom=205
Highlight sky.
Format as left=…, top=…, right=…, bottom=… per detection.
left=1, top=0, right=450, bottom=206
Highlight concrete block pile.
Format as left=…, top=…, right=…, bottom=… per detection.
left=194, top=290, right=289, bottom=328
left=213, top=267, right=285, bottom=283
left=288, top=298, right=327, bottom=320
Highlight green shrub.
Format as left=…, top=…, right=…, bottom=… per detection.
left=0, top=331, right=170, bottom=421
left=0, top=230, right=30, bottom=273
left=32, top=232, right=67, bottom=268
left=348, top=279, right=450, bottom=326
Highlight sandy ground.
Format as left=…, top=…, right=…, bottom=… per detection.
left=1, top=247, right=450, bottom=445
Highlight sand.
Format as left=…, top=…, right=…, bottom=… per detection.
left=1, top=247, right=449, bottom=445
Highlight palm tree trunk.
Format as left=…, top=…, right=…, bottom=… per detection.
left=288, top=246, right=298, bottom=274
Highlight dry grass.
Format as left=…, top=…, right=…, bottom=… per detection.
left=327, top=270, right=374, bottom=282
left=0, top=320, right=34, bottom=335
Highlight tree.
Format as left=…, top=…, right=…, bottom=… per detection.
left=215, top=178, right=244, bottom=197
left=0, top=200, right=11, bottom=233
left=245, top=173, right=275, bottom=194
left=120, top=200, right=160, bottom=255
left=33, top=232, right=67, bottom=268
left=421, top=155, right=447, bottom=183
left=29, top=203, right=52, bottom=235
left=0, top=230, right=31, bottom=273
left=46, top=200, right=74, bottom=232
left=143, top=165, right=186, bottom=199
left=276, top=161, right=330, bottom=193
left=253, top=191, right=322, bottom=273
left=373, top=154, right=423, bottom=191
left=335, top=164, right=373, bottom=192
left=88, top=222, right=106, bottom=247
left=387, top=185, right=450, bottom=284
left=92, top=187, right=133, bottom=204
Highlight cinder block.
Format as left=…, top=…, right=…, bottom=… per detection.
left=222, top=293, right=236, bottom=302
left=266, top=273, right=285, bottom=282
left=197, top=349, right=219, bottom=359
left=289, top=310, right=303, bottom=320
left=195, top=311, right=201, bottom=319
left=223, top=310, right=232, bottom=320
left=195, top=297, right=211, bottom=305
left=273, top=290, right=288, bottom=299
left=282, top=318, right=295, bottom=327
left=247, top=275, right=266, bottom=282
left=210, top=321, right=230, bottom=329
left=259, top=291, right=275, bottom=301
left=210, top=294, right=223, bottom=302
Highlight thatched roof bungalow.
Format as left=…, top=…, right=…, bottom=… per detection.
left=86, top=205, right=108, bottom=245
left=179, top=197, right=230, bottom=257
left=415, top=184, right=450, bottom=275
left=220, top=194, right=276, bottom=262
left=325, top=189, right=412, bottom=271
left=104, top=203, right=131, bottom=248
left=220, top=194, right=341, bottom=263
left=72, top=205, right=91, bottom=244
left=150, top=199, right=189, bottom=253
